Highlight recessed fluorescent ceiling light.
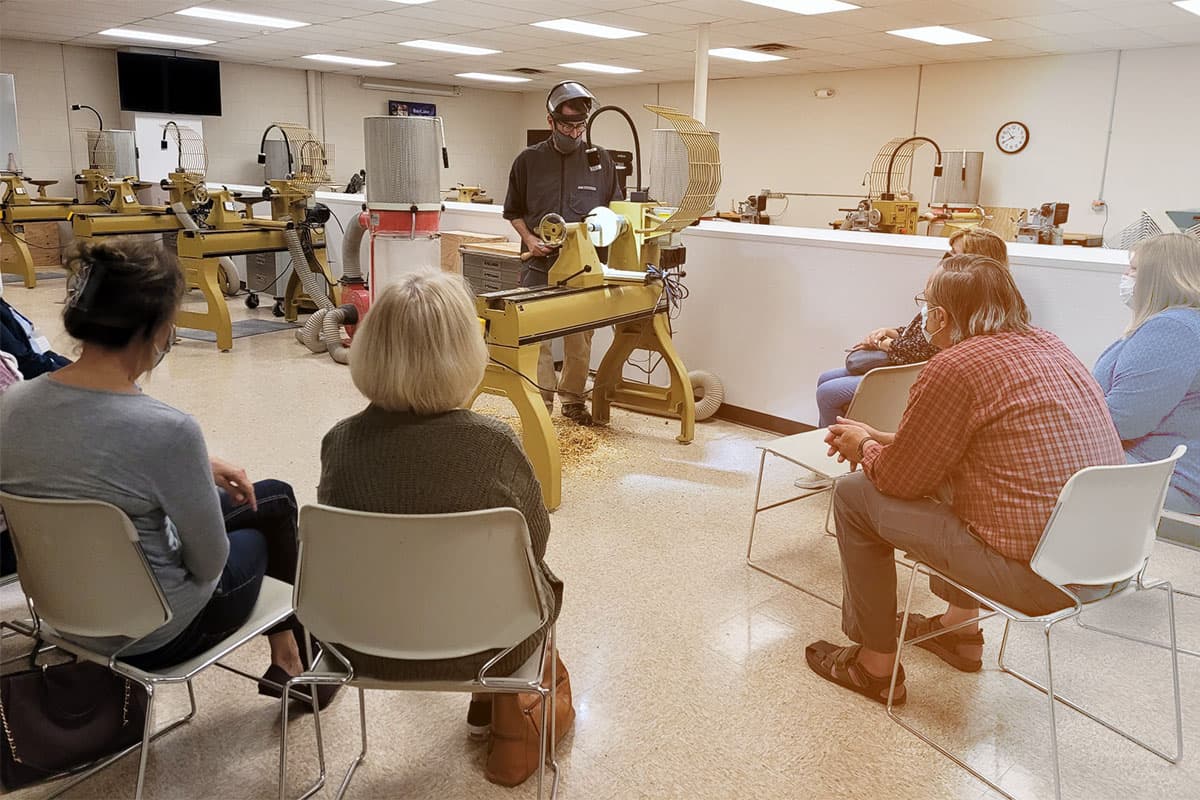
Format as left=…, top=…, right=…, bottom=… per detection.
left=99, top=28, right=215, bottom=46
left=559, top=62, right=642, bottom=74
left=708, top=47, right=786, bottom=62
left=400, top=40, right=499, bottom=56
left=175, top=7, right=307, bottom=29
left=531, top=19, right=646, bottom=39
left=1174, top=0, right=1200, bottom=17
left=303, top=54, right=395, bottom=67
left=887, top=26, right=990, bottom=45
left=455, top=72, right=531, bottom=83
left=740, top=0, right=860, bottom=14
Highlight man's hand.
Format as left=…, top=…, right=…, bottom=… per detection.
left=211, top=457, right=256, bottom=511
left=834, top=416, right=895, bottom=445
left=824, top=424, right=872, bottom=470
left=522, top=234, right=557, bottom=259
left=859, top=327, right=900, bottom=350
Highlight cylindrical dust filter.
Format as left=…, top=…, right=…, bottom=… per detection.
left=363, top=116, right=441, bottom=210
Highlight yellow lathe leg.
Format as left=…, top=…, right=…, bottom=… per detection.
left=0, top=230, right=37, bottom=288
left=177, top=256, right=234, bottom=352
left=592, top=312, right=695, bottom=444
left=475, top=343, right=561, bottom=511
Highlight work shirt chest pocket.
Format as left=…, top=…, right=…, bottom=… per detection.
left=569, top=185, right=600, bottom=217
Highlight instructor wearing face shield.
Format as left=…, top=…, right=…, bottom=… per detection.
left=503, top=80, right=624, bottom=426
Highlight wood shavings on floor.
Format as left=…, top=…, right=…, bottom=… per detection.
left=474, top=406, right=631, bottom=475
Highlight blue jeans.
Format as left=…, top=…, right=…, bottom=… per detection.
left=125, top=479, right=300, bottom=671
left=816, top=368, right=862, bottom=428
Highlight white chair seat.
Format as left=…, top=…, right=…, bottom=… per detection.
left=758, top=429, right=853, bottom=480
left=40, top=577, right=294, bottom=682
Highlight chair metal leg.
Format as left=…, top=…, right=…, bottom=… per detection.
left=1043, top=623, right=1064, bottom=800
left=333, top=688, right=368, bottom=800
left=745, top=449, right=842, bottom=608
left=1074, top=582, right=1200, bottom=659
left=546, top=625, right=561, bottom=800
left=1002, top=598, right=1183, bottom=764
left=886, top=561, right=1017, bottom=800
left=823, top=486, right=836, bottom=537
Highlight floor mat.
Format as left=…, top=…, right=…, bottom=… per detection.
left=177, top=318, right=296, bottom=342
left=1, top=270, right=67, bottom=284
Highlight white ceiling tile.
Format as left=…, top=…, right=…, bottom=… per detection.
left=1018, top=11, right=1129, bottom=34
left=1014, top=33, right=1111, bottom=51
left=1082, top=28, right=1172, bottom=48
left=960, top=19, right=1053, bottom=40
left=1096, top=4, right=1200, bottom=27
left=956, top=0, right=1076, bottom=15
left=1139, top=24, right=1200, bottom=43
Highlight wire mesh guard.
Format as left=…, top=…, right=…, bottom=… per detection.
left=80, top=129, right=138, bottom=178
left=1106, top=210, right=1184, bottom=250
left=868, top=137, right=923, bottom=198
left=267, top=122, right=335, bottom=186
left=163, top=123, right=208, bottom=177
left=642, top=104, right=720, bottom=236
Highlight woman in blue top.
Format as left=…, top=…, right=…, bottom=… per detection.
left=1093, top=232, right=1200, bottom=517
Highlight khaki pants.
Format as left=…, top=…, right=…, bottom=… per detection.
left=832, top=471, right=1072, bottom=654
left=537, top=332, right=593, bottom=409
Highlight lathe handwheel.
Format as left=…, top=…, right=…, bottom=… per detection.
left=537, top=213, right=567, bottom=246
left=192, top=184, right=209, bottom=204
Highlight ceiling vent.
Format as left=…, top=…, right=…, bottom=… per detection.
left=513, top=67, right=548, bottom=75
left=749, top=42, right=805, bottom=55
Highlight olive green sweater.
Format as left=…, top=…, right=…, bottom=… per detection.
left=318, top=406, right=560, bottom=680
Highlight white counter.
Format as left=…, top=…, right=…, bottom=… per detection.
left=220, top=185, right=1130, bottom=426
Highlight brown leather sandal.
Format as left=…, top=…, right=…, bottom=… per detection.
left=896, top=613, right=984, bottom=673
left=805, top=641, right=906, bottom=706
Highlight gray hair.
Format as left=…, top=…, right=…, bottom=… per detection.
left=1126, top=233, right=1200, bottom=336
left=349, top=271, right=486, bottom=414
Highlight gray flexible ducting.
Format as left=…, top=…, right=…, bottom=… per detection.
left=341, top=214, right=365, bottom=282
left=689, top=369, right=724, bottom=421
left=286, top=226, right=336, bottom=352
left=169, top=202, right=240, bottom=296
left=321, top=306, right=352, bottom=364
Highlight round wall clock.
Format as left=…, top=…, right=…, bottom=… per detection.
left=996, top=121, right=1029, bottom=154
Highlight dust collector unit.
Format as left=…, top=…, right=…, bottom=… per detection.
left=364, top=115, right=441, bottom=211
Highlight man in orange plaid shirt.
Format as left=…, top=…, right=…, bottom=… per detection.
left=808, top=254, right=1123, bottom=705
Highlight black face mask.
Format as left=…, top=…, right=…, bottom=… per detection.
left=552, top=129, right=582, bottom=154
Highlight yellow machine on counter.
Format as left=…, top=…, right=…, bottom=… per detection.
left=474, top=104, right=720, bottom=510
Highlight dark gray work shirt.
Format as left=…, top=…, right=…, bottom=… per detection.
left=503, top=139, right=623, bottom=281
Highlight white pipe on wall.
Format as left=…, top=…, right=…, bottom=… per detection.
left=693, top=23, right=709, bottom=125
left=305, top=70, right=323, bottom=142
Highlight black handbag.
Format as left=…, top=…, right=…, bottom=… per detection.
left=0, top=656, right=148, bottom=790
left=844, top=348, right=891, bottom=376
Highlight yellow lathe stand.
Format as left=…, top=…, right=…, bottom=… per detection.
left=473, top=204, right=696, bottom=511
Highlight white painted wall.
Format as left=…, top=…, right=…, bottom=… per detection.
left=520, top=44, right=1200, bottom=238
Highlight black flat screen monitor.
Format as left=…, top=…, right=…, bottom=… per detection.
left=117, top=52, right=222, bottom=116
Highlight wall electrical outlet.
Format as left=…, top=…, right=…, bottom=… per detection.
left=1091, top=199, right=1107, bottom=213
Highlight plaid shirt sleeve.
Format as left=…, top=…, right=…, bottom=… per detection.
left=861, top=356, right=974, bottom=498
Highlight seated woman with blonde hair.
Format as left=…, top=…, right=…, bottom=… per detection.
left=318, top=270, right=561, bottom=740
left=1094, top=232, right=1200, bottom=539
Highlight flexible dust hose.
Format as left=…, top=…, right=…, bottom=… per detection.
left=341, top=213, right=367, bottom=282
left=689, top=370, right=724, bottom=421
left=169, top=202, right=240, bottom=296
left=286, top=226, right=336, bottom=351
left=320, top=304, right=360, bottom=364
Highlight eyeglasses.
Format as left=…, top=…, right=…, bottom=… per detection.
left=554, top=119, right=587, bottom=133
left=914, top=293, right=930, bottom=310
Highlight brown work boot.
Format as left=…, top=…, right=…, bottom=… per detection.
left=561, top=403, right=593, bottom=426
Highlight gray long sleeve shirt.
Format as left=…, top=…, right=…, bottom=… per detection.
left=503, top=139, right=623, bottom=277
left=0, top=376, right=227, bottom=655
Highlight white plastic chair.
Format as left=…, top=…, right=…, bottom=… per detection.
left=280, top=505, right=559, bottom=800
left=0, top=491, right=296, bottom=800
left=886, top=446, right=1187, bottom=800
left=745, top=361, right=925, bottom=607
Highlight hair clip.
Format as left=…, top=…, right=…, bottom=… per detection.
left=68, top=259, right=107, bottom=313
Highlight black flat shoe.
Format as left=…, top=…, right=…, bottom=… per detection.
left=258, top=664, right=341, bottom=710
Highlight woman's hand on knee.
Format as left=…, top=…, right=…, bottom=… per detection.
left=211, top=457, right=258, bottom=510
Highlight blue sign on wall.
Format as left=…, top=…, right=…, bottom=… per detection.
left=388, top=100, right=437, bottom=117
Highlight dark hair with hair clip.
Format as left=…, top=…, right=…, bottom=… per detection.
left=64, top=237, right=185, bottom=349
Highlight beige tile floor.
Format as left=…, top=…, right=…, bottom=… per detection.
left=2, top=274, right=1199, bottom=800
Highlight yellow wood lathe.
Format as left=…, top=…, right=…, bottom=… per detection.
left=474, top=104, right=720, bottom=510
